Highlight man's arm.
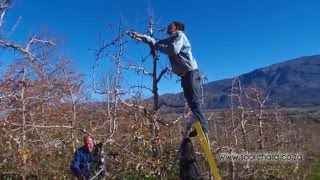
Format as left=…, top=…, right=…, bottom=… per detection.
left=155, top=32, right=184, bottom=56
left=131, top=32, right=156, bottom=45
left=71, top=150, right=82, bottom=178
left=131, top=31, right=184, bottom=56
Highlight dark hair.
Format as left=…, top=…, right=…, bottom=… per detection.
left=173, top=21, right=185, bottom=31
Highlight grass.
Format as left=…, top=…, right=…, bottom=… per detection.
left=309, top=157, right=320, bottom=180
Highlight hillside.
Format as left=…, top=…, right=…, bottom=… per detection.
left=159, top=55, right=320, bottom=110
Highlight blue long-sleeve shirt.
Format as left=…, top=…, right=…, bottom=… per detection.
left=71, top=146, right=93, bottom=179
left=143, top=31, right=198, bottom=76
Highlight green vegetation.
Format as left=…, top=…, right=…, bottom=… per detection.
left=309, top=157, right=320, bottom=180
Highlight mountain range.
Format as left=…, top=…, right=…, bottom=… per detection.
left=159, top=55, right=320, bottom=111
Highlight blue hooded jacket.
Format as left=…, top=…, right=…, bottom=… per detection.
left=71, top=146, right=93, bottom=178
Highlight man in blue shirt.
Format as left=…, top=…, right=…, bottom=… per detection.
left=132, top=21, right=208, bottom=137
left=71, top=135, right=95, bottom=179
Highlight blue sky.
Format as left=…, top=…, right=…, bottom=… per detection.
left=2, top=0, right=320, bottom=98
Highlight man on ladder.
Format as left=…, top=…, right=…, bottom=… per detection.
left=132, top=21, right=221, bottom=179
left=132, top=21, right=208, bottom=138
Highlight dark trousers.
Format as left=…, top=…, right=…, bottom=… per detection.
left=181, top=69, right=208, bottom=133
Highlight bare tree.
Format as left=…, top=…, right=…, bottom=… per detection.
left=229, top=77, right=249, bottom=152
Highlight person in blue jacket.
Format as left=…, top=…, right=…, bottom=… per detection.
left=71, top=135, right=95, bottom=179
left=132, top=21, right=208, bottom=137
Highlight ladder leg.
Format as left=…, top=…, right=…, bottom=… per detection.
left=194, top=121, right=221, bottom=180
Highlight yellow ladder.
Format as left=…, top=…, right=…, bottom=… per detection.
left=193, top=121, right=221, bottom=180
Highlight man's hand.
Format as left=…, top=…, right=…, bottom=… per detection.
left=78, top=173, right=85, bottom=180
left=131, top=32, right=144, bottom=42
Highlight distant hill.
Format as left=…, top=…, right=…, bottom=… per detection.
left=159, top=55, right=320, bottom=111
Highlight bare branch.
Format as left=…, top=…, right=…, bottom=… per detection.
left=0, top=0, right=11, bottom=26
left=156, top=66, right=168, bottom=84
left=128, top=64, right=153, bottom=77
left=0, top=37, right=55, bottom=63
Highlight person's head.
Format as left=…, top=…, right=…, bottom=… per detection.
left=167, top=21, right=185, bottom=35
left=83, top=135, right=94, bottom=152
